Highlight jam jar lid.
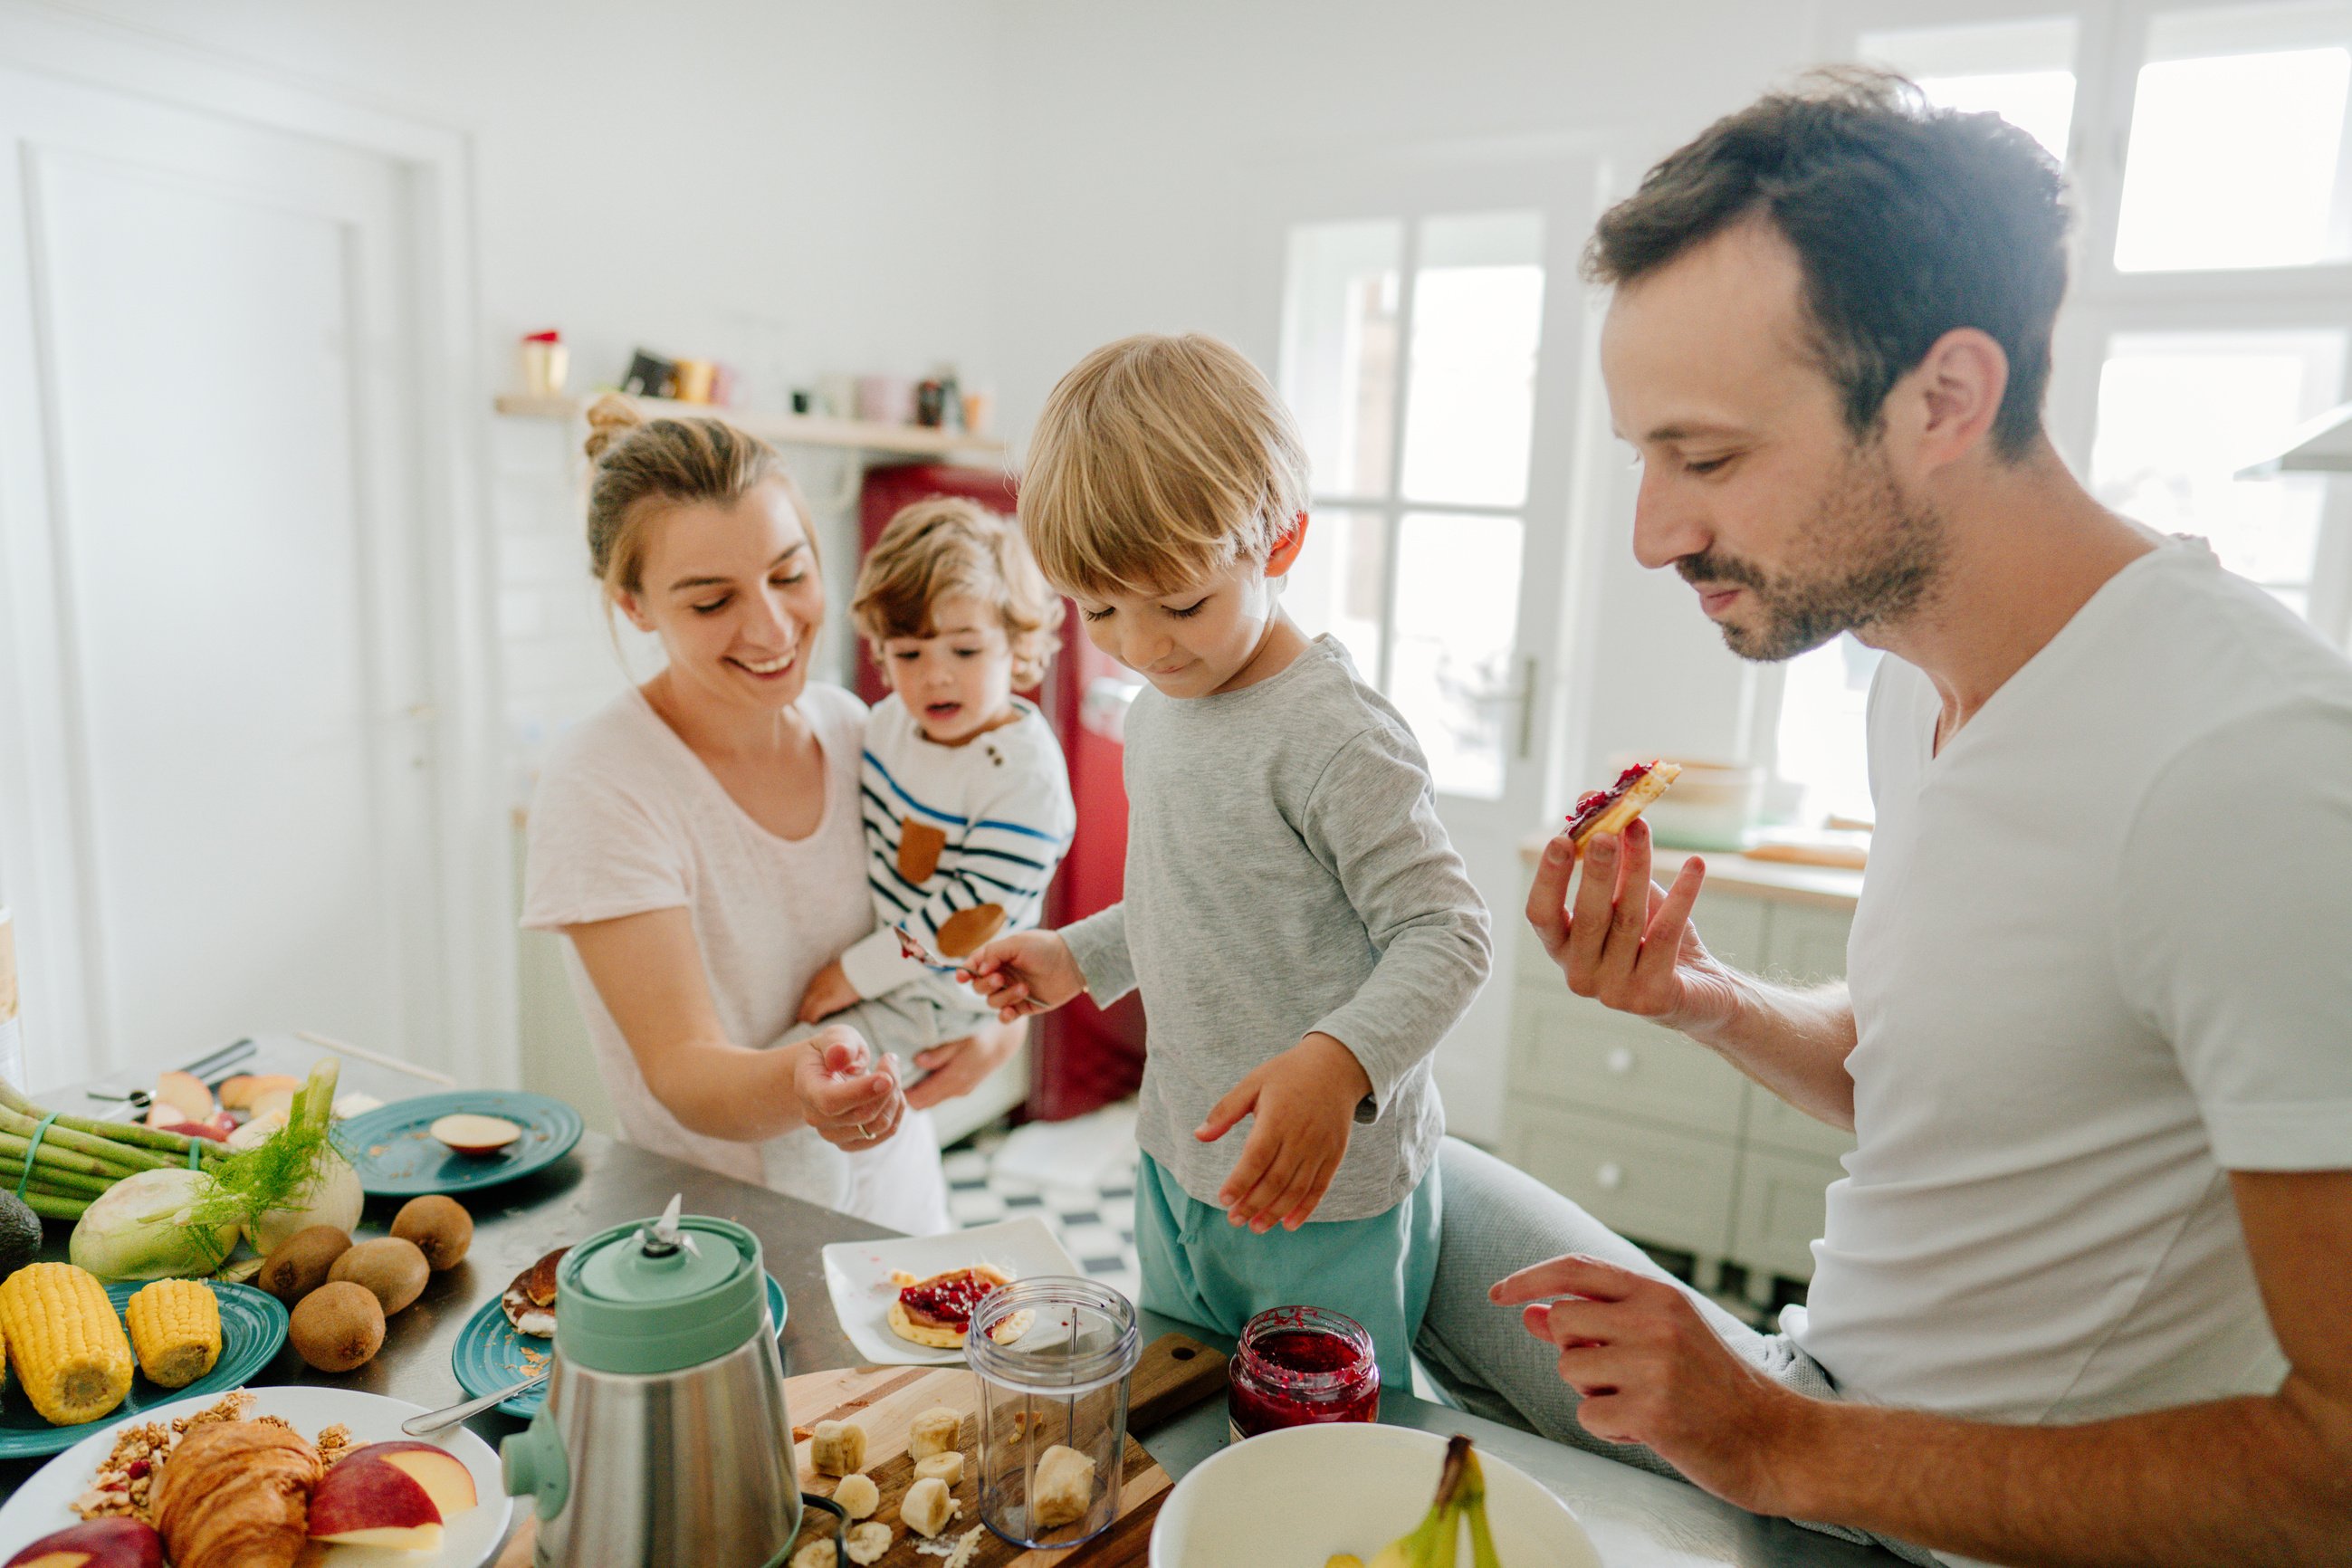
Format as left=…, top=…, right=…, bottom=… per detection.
left=557, top=1196, right=766, bottom=1375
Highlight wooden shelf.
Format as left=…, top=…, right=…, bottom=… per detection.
left=494, top=392, right=1008, bottom=462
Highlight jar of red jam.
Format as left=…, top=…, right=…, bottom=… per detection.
left=1226, top=1305, right=1380, bottom=1442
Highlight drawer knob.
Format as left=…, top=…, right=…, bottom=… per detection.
left=1604, top=1047, right=1634, bottom=1076
left=1596, top=1162, right=1624, bottom=1191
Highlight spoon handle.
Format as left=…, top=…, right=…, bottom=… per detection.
left=402, top=1372, right=549, bottom=1435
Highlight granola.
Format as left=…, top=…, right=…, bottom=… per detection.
left=71, top=1394, right=359, bottom=1524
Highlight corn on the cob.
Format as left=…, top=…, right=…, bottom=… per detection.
left=125, top=1278, right=220, bottom=1389
left=0, top=1262, right=133, bottom=1424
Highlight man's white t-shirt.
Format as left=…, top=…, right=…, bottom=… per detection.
left=521, top=682, right=951, bottom=1235
left=1788, top=539, right=2352, bottom=1425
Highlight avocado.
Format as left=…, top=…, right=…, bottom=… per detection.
left=0, top=1190, right=41, bottom=1278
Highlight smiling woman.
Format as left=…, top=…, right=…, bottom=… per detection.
left=515, top=398, right=1016, bottom=1234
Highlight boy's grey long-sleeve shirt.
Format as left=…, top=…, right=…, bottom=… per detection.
left=1061, top=636, right=1492, bottom=1221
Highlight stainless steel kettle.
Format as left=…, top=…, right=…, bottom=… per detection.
left=501, top=1197, right=801, bottom=1566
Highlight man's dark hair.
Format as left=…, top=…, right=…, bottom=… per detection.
left=1586, top=69, right=2070, bottom=460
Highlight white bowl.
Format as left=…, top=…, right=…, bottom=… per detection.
left=1150, top=1423, right=1600, bottom=1568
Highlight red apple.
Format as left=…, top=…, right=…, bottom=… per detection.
left=155, top=1120, right=227, bottom=1143
left=309, top=1445, right=450, bottom=1550
left=6, top=1518, right=165, bottom=1568
left=346, top=1440, right=479, bottom=1517
left=148, top=1070, right=214, bottom=1126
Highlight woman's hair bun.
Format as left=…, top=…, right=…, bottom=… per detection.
left=583, top=392, right=646, bottom=463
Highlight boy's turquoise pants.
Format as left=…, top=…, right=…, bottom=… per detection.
left=1134, top=1150, right=1439, bottom=1395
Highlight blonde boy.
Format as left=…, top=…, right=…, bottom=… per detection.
left=789, top=499, right=1074, bottom=1117
left=964, top=333, right=1491, bottom=1389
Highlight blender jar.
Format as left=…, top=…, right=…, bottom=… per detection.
left=967, top=1277, right=1140, bottom=1548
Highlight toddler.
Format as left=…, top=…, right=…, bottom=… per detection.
left=789, top=499, right=1075, bottom=1126
left=965, top=333, right=1492, bottom=1390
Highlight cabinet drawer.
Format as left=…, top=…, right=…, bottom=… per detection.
left=1506, top=1105, right=1738, bottom=1258
left=1743, top=1086, right=1859, bottom=1162
left=1513, top=880, right=1769, bottom=977
left=1728, top=1148, right=1845, bottom=1280
left=1511, top=987, right=1747, bottom=1137
left=1762, top=904, right=1850, bottom=983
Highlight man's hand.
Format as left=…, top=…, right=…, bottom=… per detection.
left=1529, top=817, right=1743, bottom=1039
left=1195, top=1033, right=1372, bottom=1233
left=904, top=1017, right=1029, bottom=1111
left=796, top=959, right=859, bottom=1026
left=959, top=931, right=1085, bottom=1022
left=1491, top=1253, right=1816, bottom=1516
left=791, top=1027, right=907, bottom=1152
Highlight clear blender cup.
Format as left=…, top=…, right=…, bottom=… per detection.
left=967, top=1277, right=1141, bottom=1548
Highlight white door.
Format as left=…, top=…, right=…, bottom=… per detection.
left=0, top=64, right=445, bottom=1085
left=1257, top=153, right=1602, bottom=1144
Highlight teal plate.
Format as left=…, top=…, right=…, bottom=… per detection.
left=339, top=1091, right=584, bottom=1197
left=451, top=1272, right=788, bottom=1418
left=0, top=1279, right=289, bottom=1459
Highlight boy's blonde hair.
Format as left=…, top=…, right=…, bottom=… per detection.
left=1021, top=333, right=1309, bottom=596
left=852, top=498, right=1064, bottom=689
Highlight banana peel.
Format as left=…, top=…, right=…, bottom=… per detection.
left=1361, top=1436, right=1502, bottom=1568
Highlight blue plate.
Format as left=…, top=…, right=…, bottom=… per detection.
left=338, top=1091, right=584, bottom=1197
left=0, top=1279, right=289, bottom=1459
left=451, top=1271, right=788, bottom=1419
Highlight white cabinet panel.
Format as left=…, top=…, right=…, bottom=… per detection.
left=1731, top=1148, right=1845, bottom=1280
left=1510, top=1104, right=1739, bottom=1258
left=1510, top=986, right=1746, bottom=1138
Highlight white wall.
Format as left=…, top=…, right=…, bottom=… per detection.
left=40, top=0, right=1010, bottom=770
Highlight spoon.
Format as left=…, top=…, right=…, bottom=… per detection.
left=401, top=1371, right=549, bottom=1435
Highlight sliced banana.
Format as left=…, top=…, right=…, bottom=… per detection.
left=831, top=1472, right=879, bottom=1520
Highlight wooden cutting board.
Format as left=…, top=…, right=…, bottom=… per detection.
left=493, top=1333, right=1228, bottom=1568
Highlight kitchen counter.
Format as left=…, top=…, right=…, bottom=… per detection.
left=2, top=1043, right=1903, bottom=1565
left=1520, top=833, right=1866, bottom=910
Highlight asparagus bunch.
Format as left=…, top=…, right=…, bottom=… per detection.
left=0, top=1078, right=229, bottom=1220
left=1358, top=1435, right=1501, bottom=1568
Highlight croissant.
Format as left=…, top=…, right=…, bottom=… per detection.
left=151, top=1419, right=320, bottom=1568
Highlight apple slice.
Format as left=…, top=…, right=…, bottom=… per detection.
left=245, top=1087, right=297, bottom=1123
left=5, top=1518, right=165, bottom=1568
left=150, top=1070, right=214, bottom=1124
left=309, top=1443, right=456, bottom=1550
left=217, top=1072, right=300, bottom=1111
left=349, top=1440, right=480, bottom=1516
left=430, top=1114, right=521, bottom=1157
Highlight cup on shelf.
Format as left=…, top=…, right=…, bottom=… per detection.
left=519, top=330, right=569, bottom=398
left=856, top=375, right=914, bottom=425
left=672, top=359, right=717, bottom=405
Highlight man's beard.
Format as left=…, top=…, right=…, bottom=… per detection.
left=1678, top=436, right=1946, bottom=663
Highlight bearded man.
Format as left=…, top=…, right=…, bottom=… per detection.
left=1413, top=71, right=2352, bottom=1568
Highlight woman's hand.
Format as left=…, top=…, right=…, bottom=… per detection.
left=796, top=959, right=859, bottom=1026
left=1528, top=817, right=1744, bottom=1041
left=791, top=1026, right=907, bottom=1152
left=959, top=932, right=1085, bottom=1022
left=905, top=1018, right=1028, bottom=1111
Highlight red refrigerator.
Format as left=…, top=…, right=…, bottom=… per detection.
left=856, top=464, right=1146, bottom=1120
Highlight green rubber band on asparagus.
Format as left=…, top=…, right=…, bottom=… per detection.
left=17, top=1114, right=56, bottom=1201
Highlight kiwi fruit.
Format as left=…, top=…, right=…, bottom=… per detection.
left=328, top=1237, right=431, bottom=1315
left=290, top=1281, right=386, bottom=1372
left=389, top=1194, right=473, bottom=1271
left=257, top=1225, right=352, bottom=1305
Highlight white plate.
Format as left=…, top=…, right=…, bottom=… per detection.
left=820, top=1216, right=1088, bottom=1365
left=0, top=1385, right=516, bottom=1567
left=1150, top=1422, right=1601, bottom=1568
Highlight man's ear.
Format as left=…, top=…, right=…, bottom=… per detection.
left=613, top=588, right=656, bottom=634
left=1904, top=328, right=2010, bottom=472
left=1265, top=510, right=1311, bottom=579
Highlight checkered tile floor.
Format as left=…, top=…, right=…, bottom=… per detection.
left=943, top=1124, right=1143, bottom=1305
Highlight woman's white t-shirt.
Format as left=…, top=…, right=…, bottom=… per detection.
left=1790, top=540, right=2352, bottom=1426
left=521, top=681, right=949, bottom=1235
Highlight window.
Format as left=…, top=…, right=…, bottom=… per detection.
left=1278, top=210, right=1547, bottom=799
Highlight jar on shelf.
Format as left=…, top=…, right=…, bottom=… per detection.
left=1226, top=1305, right=1380, bottom=1442
left=519, top=330, right=568, bottom=397
left=968, top=1277, right=1141, bottom=1548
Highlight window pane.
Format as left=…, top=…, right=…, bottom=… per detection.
left=2090, top=330, right=2347, bottom=596
left=1283, top=506, right=1388, bottom=681
left=1861, top=17, right=2080, bottom=163
left=1390, top=511, right=1524, bottom=798
left=2115, top=4, right=2352, bottom=272
left=1281, top=221, right=1403, bottom=498
left=1776, top=634, right=1883, bottom=827
left=1398, top=212, right=1545, bottom=507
